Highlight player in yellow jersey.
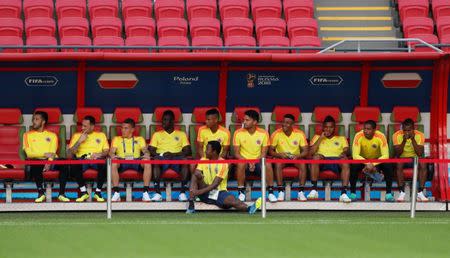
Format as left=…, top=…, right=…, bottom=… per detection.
left=186, top=141, right=261, bottom=214
left=393, top=118, right=428, bottom=202
left=109, top=118, right=152, bottom=202
left=149, top=110, right=192, bottom=202
left=23, top=111, right=69, bottom=203
left=269, top=114, right=308, bottom=201
left=233, top=110, right=276, bottom=203
left=68, top=116, right=109, bottom=202
left=350, top=120, right=394, bottom=202
left=310, top=116, right=351, bottom=203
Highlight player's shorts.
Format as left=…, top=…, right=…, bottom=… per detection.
left=199, top=190, right=233, bottom=209
left=153, top=155, right=185, bottom=174
left=118, top=163, right=143, bottom=173
left=319, top=157, right=341, bottom=174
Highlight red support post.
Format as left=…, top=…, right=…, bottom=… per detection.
left=76, top=61, right=86, bottom=108
left=360, top=62, right=370, bottom=106
left=218, top=62, right=228, bottom=124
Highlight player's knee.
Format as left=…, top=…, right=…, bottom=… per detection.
left=313, top=154, right=323, bottom=160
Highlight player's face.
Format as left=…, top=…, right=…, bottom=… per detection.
left=162, top=115, right=174, bottom=130
left=205, top=144, right=214, bottom=159
left=205, top=114, right=218, bottom=128
left=243, top=115, right=256, bottom=129
left=81, top=119, right=94, bottom=133
left=363, top=124, right=375, bottom=139
left=121, top=123, right=134, bottom=138
left=31, top=114, right=44, bottom=130
left=323, top=122, right=335, bottom=137
left=402, top=124, right=413, bottom=137
left=282, top=117, right=294, bottom=133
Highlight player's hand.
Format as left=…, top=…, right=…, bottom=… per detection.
left=248, top=163, right=256, bottom=172
left=366, top=163, right=375, bottom=172
left=44, top=153, right=55, bottom=159
left=163, top=152, right=173, bottom=158
left=43, top=164, right=51, bottom=172
left=78, top=132, right=88, bottom=143
left=279, top=152, right=289, bottom=159
left=339, top=153, right=348, bottom=159
left=142, top=154, right=150, bottom=160
left=90, top=153, right=101, bottom=160
left=110, top=154, right=117, bottom=159
left=190, top=190, right=200, bottom=197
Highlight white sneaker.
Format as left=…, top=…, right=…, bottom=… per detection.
left=297, top=191, right=307, bottom=201
left=277, top=191, right=285, bottom=201
left=339, top=193, right=351, bottom=203
left=307, top=189, right=319, bottom=200
left=150, top=193, right=163, bottom=202
left=111, top=192, right=121, bottom=202
left=417, top=191, right=429, bottom=202
left=268, top=193, right=277, bottom=203
left=142, top=192, right=151, bottom=202
left=397, top=191, right=406, bottom=202
left=178, top=192, right=188, bottom=202
left=238, top=192, right=246, bottom=202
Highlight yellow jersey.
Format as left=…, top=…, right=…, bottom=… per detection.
left=310, top=135, right=348, bottom=157
left=270, top=128, right=307, bottom=155
left=197, top=125, right=231, bottom=156
left=392, top=130, right=425, bottom=158
left=352, top=130, right=389, bottom=160
left=233, top=128, right=269, bottom=159
left=197, top=158, right=229, bottom=191
left=111, top=136, right=146, bottom=159
left=69, top=131, right=109, bottom=158
left=23, top=130, right=58, bottom=159
left=150, top=129, right=189, bottom=154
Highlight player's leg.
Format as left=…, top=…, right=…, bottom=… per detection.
left=56, top=164, right=70, bottom=202
left=142, top=163, right=152, bottom=201
left=151, top=156, right=163, bottom=201
left=264, top=162, right=277, bottom=202
left=349, top=163, right=365, bottom=200
left=236, top=163, right=246, bottom=201
left=296, top=163, right=307, bottom=201
left=308, top=154, right=322, bottom=199
left=275, top=163, right=286, bottom=201
left=396, top=162, right=406, bottom=201
left=30, top=165, right=45, bottom=202
left=72, top=164, right=89, bottom=202
left=93, top=164, right=106, bottom=202
left=379, top=163, right=394, bottom=202
left=417, top=163, right=429, bottom=201
left=339, top=160, right=351, bottom=203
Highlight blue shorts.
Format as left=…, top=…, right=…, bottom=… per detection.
left=199, top=190, right=233, bottom=209
left=118, top=164, right=142, bottom=173
left=319, top=157, right=341, bottom=173
left=82, top=163, right=102, bottom=172
left=154, top=155, right=184, bottom=174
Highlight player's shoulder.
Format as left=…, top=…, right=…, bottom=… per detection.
left=256, top=127, right=269, bottom=136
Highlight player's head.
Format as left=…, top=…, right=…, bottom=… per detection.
left=363, top=120, right=377, bottom=139
left=32, top=111, right=48, bottom=130
left=243, top=110, right=260, bottom=130
left=205, top=140, right=222, bottom=159
left=121, top=118, right=135, bottom=138
left=322, top=115, right=335, bottom=137
left=82, top=115, right=96, bottom=133
left=205, top=108, right=220, bottom=128
left=162, top=110, right=175, bottom=130
left=402, top=118, right=415, bottom=136
left=282, top=114, right=295, bottom=133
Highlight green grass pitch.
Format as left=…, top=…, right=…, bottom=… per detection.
left=0, top=211, right=449, bottom=258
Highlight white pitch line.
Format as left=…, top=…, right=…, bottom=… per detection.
left=0, top=220, right=449, bottom=226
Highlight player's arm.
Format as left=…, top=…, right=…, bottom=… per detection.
left=109, top=147, right=117, bottom=159
left=394, top=135, right=407, bottom=158
left=220, top=145, right=229, bottom=159
left=309, top=134, right=324, bottom=155
left=141, top=145, right=151, bottom=159
left=296, top=145, right=309, bottom=159
left=148, top=145, right=158, bottom=157
left=352, top=138, right=366, bottom=160
left=269, top=146, right=282, bottom=158
left=260, top=146, right=268, bottom=159
left=193, top=175, right=223, bottom=196
left=410, top=135, right=424, bottom=157
left=68, top=133, right=87, bottom=156
left=196, top=140, right=204, bottom=158
left=340, top=147, right=349, bottom=159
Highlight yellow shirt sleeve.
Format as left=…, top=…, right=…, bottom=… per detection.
left=138, top=137, right=146, bottom=150
left=111, top=137, right=119, bottom=149
left=180, top=132, right=189, bottom=148
left=392, top=131, right=401, bottom=145
left=270, top=132, right=279, bottom=148
left=310, top=135, right=319, bottom=145
left=262, top=131, right=269, bottom=147
left=69, top=133, right=80, bottom=148
left=149, top=132, right=159, bottom=148
left=352, top=134, right=365, bottom=160
left=197, top=127, right=205, bottom=143
left=233, top=131, right=241, bottom=147
left=50, top=133, right=58, bottom=155
left=217, top=164, right=228, bottom=179
left=23, top=133, right=41, bottom=158
left=415, top=131, right=425, bottom=145
left=341, top=136, right=349, bottom=148
left=196, top=163, right=205, bottom=172
left=299, top=132, right=308, bottom=147
left=101, top=134, right=109, bottom=150
left=223, top=129, right=231, bottom=146
left=379, top=135, right=389, bottom=160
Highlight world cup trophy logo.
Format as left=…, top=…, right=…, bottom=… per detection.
left=247, top=73, right=256, bottom=88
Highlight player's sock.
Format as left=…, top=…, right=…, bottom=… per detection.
left=181, top=181, right=189, bottom=193
left=238, top=186, right=245, bottom=195
left=79, top=185, right=87, bottom=194
left=341, top=187, right=347, bottom=194
left=278, top=186, right=285, bottom=192
left=399, top=185, right=405, bottom=192
left=268, top=186, right=274, bottom=194
left=154, top=181, right=161, bottom=194
left=311, top=181, right=318, bottom=190
left=37, top=188, right=44, bottom=196
left=418, top=186, right=424, bottom=192
left=113, top=187, right=120, bottom=193
left=299, top=185, right=304, bottom=192
left=143, top=186, right=149, bottom=193
left=188, top=200, right=195, bottom=210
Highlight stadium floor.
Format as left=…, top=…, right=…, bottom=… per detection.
left=0, top=211, right=449, bottom=258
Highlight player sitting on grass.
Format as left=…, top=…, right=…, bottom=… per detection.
left=186, top=140, right=261, bottom=214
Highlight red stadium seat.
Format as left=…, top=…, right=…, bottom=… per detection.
left=0, top=18, right=23, bottom=37
left=91, top=17, right=122, bottom=37
left=25, top=17, right=56, bottom=37
left=283, top=0, right=314, bottom=20
left=192, top=36, right=223, bottom=52
left=398, top=0, right=429, bottom=21
left=255, top=18, right=286, bottom=39
left=71, top=107, right=107, bottom=136
left=157, top=18, right=188, bottom=37
left=88, top=0, right=119, bottom=18
left=309, top=106, right=345, bottom=139
left=125, top=36, right=156, bottom=53
left=259, top=36, right=289, bottom=53
left=23, top=0, right=54, bottom=19
left=122, top=0, right=153, bottom=20
left=407, top=34, right=439, bottom=52
left=403, top=17, right=434, bottom=38
left=269, top=106, right=302, bottom=134
left=26, top=36, right=57, bottom=53
left=290, top=36, right=321, bottom=53
left=150, top=106, right=185, bottom=137
left=231, top=106, right=261, bottom=123
left=436, top=16, right=450, bottom=38
left=125, top=17, right=156, bottom=37
left=0, top=0, right=22, bottom=18
left=440, top=34, right=450, bottom=52
left=111, top=107, right=146, bottom=138
left=222, top=17, right=254, bottom=38
left=349, top=106, right=383, bottom=145
left=225, top=36, right=256, bottom=53
left=0, top=108, right=25, bottom=181
left=219, top=0, right=249, bottom=19
left=187, top=0, right=217, bottom=20
left=391, top=106, right=421, bottom=123
left=287, top=18, right=318, bottom=38
left=251, top=0, right=282, bottom=20
left=60, top=36, right=92, bottom=52
left=155, top=0, right=185, bottom=20
left=0, top=36, right=23, bottom=53
left=432, top=0, right=450, bottom=20
left=93, top=36, right=125, bottom=53
left=158, top=36, right=190, bottom=53
left=189, top=18, right=221, bottom=37
left=58, top=17, right=89, bottom=37
left=56, top=0, right=86, bottom=18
